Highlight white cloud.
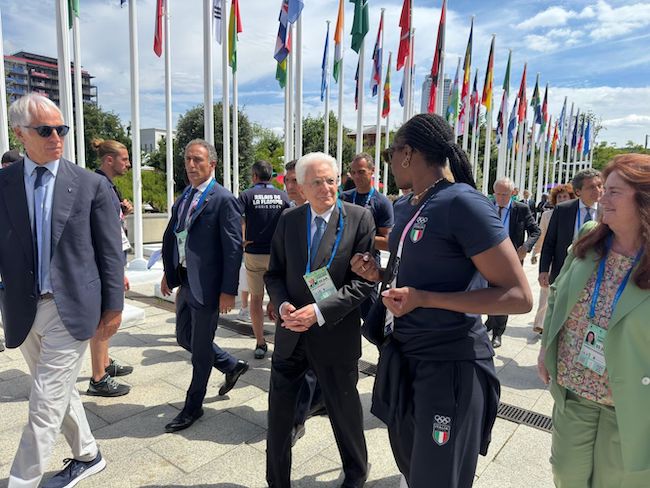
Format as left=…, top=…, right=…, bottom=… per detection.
left=588, top=1, right=650, bottom=39
left=602, top=114, right=650, bottom=127
left=525, top=34, right=560, bottom=52
left=516, top=6, right=576, bottom=30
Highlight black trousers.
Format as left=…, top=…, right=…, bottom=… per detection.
left=267, top=337, right=367, bottom=488
left=293, top=368, right=323, bottom=427
left=484, top=314, right=508, bottom=337
left=388, top=359, right=493, bottom=488
left=175, top=277, right=238, bottom=414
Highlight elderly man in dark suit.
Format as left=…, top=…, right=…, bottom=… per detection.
left=485, top=177, right=540, bottom=348
left=161, top=139, right=248, bottom=433
left=538, top=168, right=603, bottom=287
left=0, top=93, right=124, bottom=488
left=264, top=152, right=375, bottom=488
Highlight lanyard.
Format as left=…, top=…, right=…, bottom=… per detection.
left=395, top=193, right=436, bottom=261
left=589, top=237, right=642, bottom=320
left=305, top=200, right=344, bottom=274
left=255, top=183, right=274, bottom=189
left=174, top=179, right=216, bottom=232
left=352, top=187, right=375, bottom=208
left=497, top=204, right=511, bottom=229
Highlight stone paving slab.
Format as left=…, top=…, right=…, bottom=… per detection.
left=0, top=259, right=556, bottom=487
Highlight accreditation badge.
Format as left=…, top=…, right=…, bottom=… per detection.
left=577, top=323, right=607, bottom=375
left=304, top=268, right=338, bottom=303
left=175, top=229, right=188, bottom=264
left=121, top=226, right=131, bottom=252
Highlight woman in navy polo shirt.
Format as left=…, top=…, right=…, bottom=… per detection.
left=352, top=114, right=533, bottom=488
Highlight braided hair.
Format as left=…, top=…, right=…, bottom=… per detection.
left=394, top=113, right=476, bottom=189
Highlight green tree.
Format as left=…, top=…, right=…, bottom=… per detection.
left=81, top=103, right=131, bottom=169
left=147, top=136, right=168, bottom=172
left=114, top=169, right=168, bottom=212
left=174, top=103, right=254, bottom=193
left=302, top=111, right=356, bottom=171
left=251, top=123, right=284, bottom=174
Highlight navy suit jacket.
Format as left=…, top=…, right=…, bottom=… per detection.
left=539, top=198, right=580, bottom=283
left=0, top=158, right=125, bottom=348
left=162, top=181, right=242, bottom=307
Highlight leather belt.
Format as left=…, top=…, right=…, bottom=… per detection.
left=40, top=292, right=54, bottom=300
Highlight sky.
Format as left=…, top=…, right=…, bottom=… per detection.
left=1, top=0, right=649, bottom=147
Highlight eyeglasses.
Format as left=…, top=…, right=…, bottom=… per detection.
left=23, top=125, right=70, bottom=138
left=307, top=177, right=338, bottom=188
left=382, top=144, right=403, bottom=163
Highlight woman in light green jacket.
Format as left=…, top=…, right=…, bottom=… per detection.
left=537, top=153, right=650, bottom=488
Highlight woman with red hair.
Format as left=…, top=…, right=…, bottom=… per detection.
left=538, top=154, right=650, bottom=487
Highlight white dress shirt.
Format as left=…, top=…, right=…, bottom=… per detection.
left=574, top=200, right=598, bottom=239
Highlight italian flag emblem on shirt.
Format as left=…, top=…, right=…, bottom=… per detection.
left=432, top=415, right=451, bottom=446
left=410, top=227, right=424, bottom=243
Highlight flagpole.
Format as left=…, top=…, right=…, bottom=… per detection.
left=0, top=8, right=10, bottom=153
left=383, top=110, right=390, bottom=195
left=544, top=117, right=553, bottom=191
left=164, top=0, right=174, bottom=215
left=221, top=0, right=231, bottom=190
left=562, top=102, right=573, bottom=184
left=515, top=119, right=525, bottom=193
left=55, top=0, right=76, bottom=163
left=356, top=37, right=366, bottom=154
left=288, top=25, right=294, bottom=159
left=71, top=10, right=85, bottom=167
left=128, top=0, right=145, bottom=266
left=461, top=17, right=473, bottom=153
left=203, top=0, right=214, bottom=145
left=481, top=35, right=495, bottom=194
left=232, top=68, right=239, bottom=196
left=295, top=16, right=303, bottom=157
left=571, top=112, right=580, bottom=179
left=528, top=123, right=536, bottom=196
left=373, top=9, right=385, bottom=190
left=408, top=29, right=415, bottom=119
left=283, top=63, right=290, bottom=165
left=470, top=101, right=479, bottom=180
left=435, top=0, right=446, bottom=116
left=324, top=20, right=331, bottom=155
left=336, top=52, right=344, bottom=175
left=536, top=119, right=547, bottom=203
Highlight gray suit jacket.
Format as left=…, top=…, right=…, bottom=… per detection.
left=0, top=158, right=124, bottom=348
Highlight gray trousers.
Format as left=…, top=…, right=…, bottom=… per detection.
left=8, top=298, right=97, bottom=488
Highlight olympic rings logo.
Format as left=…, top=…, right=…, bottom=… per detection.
left=434, top=415, right=451, bottom=424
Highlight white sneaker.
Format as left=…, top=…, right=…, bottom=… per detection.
left=237, top=308, right=250, bottom=321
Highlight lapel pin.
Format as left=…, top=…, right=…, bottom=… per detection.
left=67, top=188, right=72, bottom=193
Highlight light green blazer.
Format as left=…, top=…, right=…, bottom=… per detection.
left=542, top=233, right=650, bottom=485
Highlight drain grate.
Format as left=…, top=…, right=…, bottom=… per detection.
left=497, top=402, right=553, bottom=433
left=358, top=359, right=378, bottom=376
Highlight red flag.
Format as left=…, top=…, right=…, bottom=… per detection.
left=427, top=0, right=446, bottom=113
left=153, top=0, right=164, bottom=57
left=396, top=0, right=411, bottom=70
left=517, top=63, right=527, bottom=123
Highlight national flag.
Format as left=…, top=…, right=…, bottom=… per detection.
left=228, top=0, right=242, bottom=72
left=427, top=0, right=446, bottom=113
left=545, top=115, right=552, bottom=152
left=287, top=0, right=304, bottom=24
left=577, top=115, right=585, bottom=154
left=458, top=18, right=473, bottom=134
left=496, top=50, right=511, bottom=144
left=153, top=0, right=164, bottom=57
left=350, top=0, right=369, bottom=54
left=481, top=35, right=495, bottom=112
left=470, top=69, right=479, bottom=129
left=275, top=30, right=291, bottom=88
left=517, top=63, right=527, bottom=123
left=446, top=57, right=461, bottom=126
left=571, top=110, right=580, bottom=149
left=396, top=0, right=411, bottom=70
left=531, top=74, right=541, bottom=125
left=214, top=0, right=223, bottom=45
left=355, top=60, right=360, bottom=110
left=321, top=23, right=330, bottom=102
left=558, top=96, right=567, bottom=143
left=68, top=0, right=79, bottom=28
left=399, top=67, right=406, bottom=107
left=370, top=13, right=384, bottom=96
left=333, top=0, right=344, bottom=83
left=382, top=52, right=392, bottom=118
left=583, top=118, right=591, bottom=156
left=274, top=0, right=290, bottom=63
left=507, top=98, right=518, bottom=150
left=541, top=84, right=549, bottom=133
left=551, top=120, right=559, bottom=154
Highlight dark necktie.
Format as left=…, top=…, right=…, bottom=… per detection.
left=498, top=207, right=504, bottom=219
left=33, top=166, right=49, bottom=294
left=584, top=208, right=592, bottom=223
left=176, top=188, right=198, bottom=232
left=310, top=216, right=326, bottom=269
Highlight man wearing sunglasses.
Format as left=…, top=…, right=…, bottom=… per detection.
left=0, top=93, right=124, bottom=488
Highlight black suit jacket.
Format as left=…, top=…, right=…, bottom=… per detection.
left=0, top=159, right=124, bottom=348
left=507, top=200, right=541, bottom=252
left=539, top=199, right=580, bottom=283
left=264, top=202, right=375, bottom=364
left=162, top=181, right=242, bottom=307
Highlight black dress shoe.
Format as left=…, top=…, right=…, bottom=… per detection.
left=491, top=335, right=502, bottom=348
left=291, top=423, right=305, bottom=447
left=164, top=408, right=204, bottom=433
left=219, top=360, right=249, bottom=396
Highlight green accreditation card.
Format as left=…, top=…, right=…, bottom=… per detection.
left=304, top=268, right=338, bottom=303
left=577, top=323, right=607, bottom=375
left=175, top=229, right=188, bottom=264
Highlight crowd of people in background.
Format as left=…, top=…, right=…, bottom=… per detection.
left=1, top=93, right=649, bottom=488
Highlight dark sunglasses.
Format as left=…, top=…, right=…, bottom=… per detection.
left=23, top=125, right=70, bottom=138
left=382, top=144, right=403, bottom=163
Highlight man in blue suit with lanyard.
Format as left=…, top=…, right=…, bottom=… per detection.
left=161, top=139, right=248, bottom=433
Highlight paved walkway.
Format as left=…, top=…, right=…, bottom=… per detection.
left=0, top=260, right=555, bottom=487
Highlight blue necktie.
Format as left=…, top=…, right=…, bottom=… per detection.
left=33, top=166, right=49, bottom=294
left=177, top=188, right=198, bottom=232
left=310, top=216, right=325, bottom=269
left=584, top=208, right=592, bottom=223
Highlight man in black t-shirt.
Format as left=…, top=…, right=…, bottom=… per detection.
left=238, top=160, right=290, bottom=358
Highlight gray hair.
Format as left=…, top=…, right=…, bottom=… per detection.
left=352, top=152, right=375, bottom=170
left=493, top=176, right=514, bottom=191
left=572, top=168, right=601, bottom=191
left=8, top=93, right=63, bottom=128
left=184, top=139, right=218, bottom=163
left=295, top=152, right=338, bottom=185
